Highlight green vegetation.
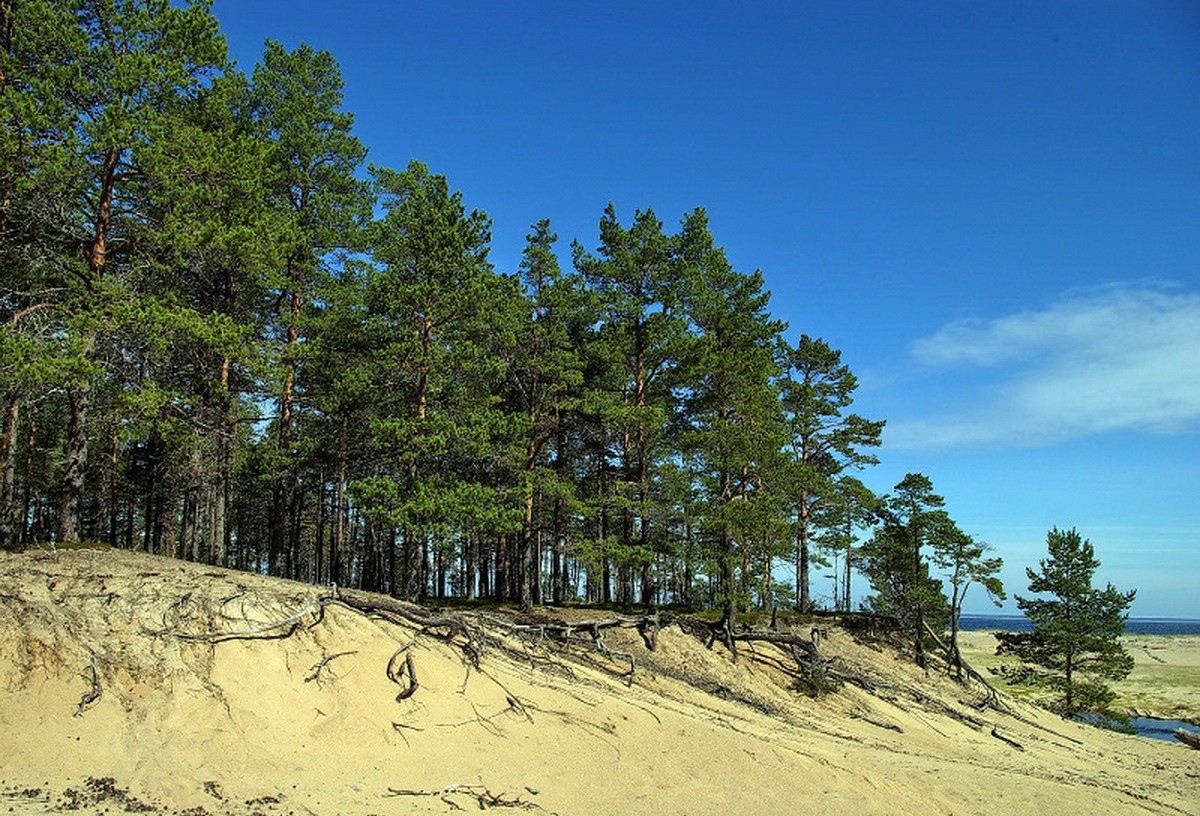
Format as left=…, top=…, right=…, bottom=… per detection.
left=0, top=1, right=1024, bottom=672
left=995, top=528, right=1136, bottom=721
left=958, top=633, right=1198, bottom=720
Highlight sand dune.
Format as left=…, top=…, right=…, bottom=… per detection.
left=1, top=548, right=1197, bottom=815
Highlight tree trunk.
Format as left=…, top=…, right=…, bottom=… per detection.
left=465, top=532, right=476, bottom=601
left=600, top=506, right=612, bottom=605
left=841, top=513, right=854, bottom=612
left=0, top=389, right=18, bottom=548
left=795, top=491, right=812, bottom=612
left=208, top=359, right=234, bottom=567
left=912, top=529, right=926, bottom=668
left=314, top=468, right=326, bottom=584
left=20, top=404, right=37, bottom=545
left=496, top=533, right=509, bottom=602
left=519, top=475, right=535, bottom=610
left=552, top=431, right=567, bottom=605
left=181, top=444, right=201, bottom=562
left=57, top=386, right=90, bottom=544
left=270, top=277, right=301, bottom=577
left=550, top=499, right=563, bottom=605
left=1064, top=651, right=1074, bottom=714
left=332, top=421, right=347, bottom=586
left=387, top=526, right=397, bottom=596
left=533, top=526, right=543, bottom=606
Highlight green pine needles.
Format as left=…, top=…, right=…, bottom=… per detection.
left=994, top=527, right=1136, bottom=723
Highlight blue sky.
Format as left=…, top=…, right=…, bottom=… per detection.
left=212, top=1, right=1200, bottom=617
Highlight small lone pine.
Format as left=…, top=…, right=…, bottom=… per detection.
left=994, top=527, right=1135, bottom=721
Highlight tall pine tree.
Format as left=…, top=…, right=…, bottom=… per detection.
left=779, top=335, right=883, bottom=611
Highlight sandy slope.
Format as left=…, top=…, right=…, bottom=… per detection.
left=1, top=548, right=1197, bottom=816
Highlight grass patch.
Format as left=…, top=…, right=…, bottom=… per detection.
left=956, top=631, right=1200, bottom=719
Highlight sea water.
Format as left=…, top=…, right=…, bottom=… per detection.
left=958, top=615, right=1200, bottom=636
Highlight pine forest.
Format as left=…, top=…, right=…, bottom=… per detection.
left=1, top=0, right=1006, bottom=629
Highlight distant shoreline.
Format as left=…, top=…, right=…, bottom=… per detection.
left=958, top=615, right=1200, bottom=636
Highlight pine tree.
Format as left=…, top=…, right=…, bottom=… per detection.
left=358, top=160, right=513, bottom=599
left=810, top=475, right=880, bottom=612
left=0, top=0, right=226, bottom=544
left=995, top=527, right=1135, bottom=720
left=507, top=220, right=584, bottom=609
left=139, top=68, right=285, bottom=564
left=573, top=204, right=684, bottom=607
left=249, top=40, right=369, bottom=576
left=931, top=526, right=1004, bottom=681
left=778, top=335, right=883, bottom=611
left=861, top=473, right=951, bottom=666
left=676, top=208, right=787, bottom=628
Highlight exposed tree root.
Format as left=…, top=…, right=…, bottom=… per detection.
left=304, top=650, right=356, bottom=686
left=991, top=726, right=1025, bottom=750
left=73, top=654, right=102, bottom=717
left=387, top=649, right=418, bottom=701
left=923, top=620, right=1007, bottom=712
left=385, top=783, right=546, bottom=812
left=143, top=586, right=989, bottom=728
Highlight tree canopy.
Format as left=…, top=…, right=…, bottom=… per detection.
left=1, top=1, right=1027, bottom=656
left=994, top=527, right=1135, bottom=720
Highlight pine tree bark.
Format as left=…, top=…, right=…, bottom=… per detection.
left=57, top=386, right=89, bottom=543
left=796, top=491, right=812, bottom=612
left=519, top=486, right=535, bottom=611
left=0, top=389, right=19, bottom=548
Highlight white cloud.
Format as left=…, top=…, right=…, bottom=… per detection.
left=887, top=284, right=1200, bottom=449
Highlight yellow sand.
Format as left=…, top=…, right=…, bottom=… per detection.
left=1, top=549, right=1197, bottom=815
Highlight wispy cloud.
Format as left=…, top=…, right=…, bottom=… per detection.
left=887, top=284, right=1200, bottom=450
